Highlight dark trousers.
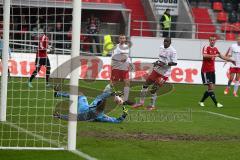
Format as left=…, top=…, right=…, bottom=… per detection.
left=162, top=29, right=170, bottom=37
left=89, top=35, right=101, bottom=53
left=30, top=57, right=51, bottom=83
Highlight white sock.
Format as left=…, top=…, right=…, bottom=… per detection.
left=150, top=93, right=157, bottom=107
left=234, top=81, right=239, bottom=93
left=123, top=87, right=130, bottom=102
left=140, top=87, right=148, bottom=103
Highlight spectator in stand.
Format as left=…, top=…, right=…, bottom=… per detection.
left=13, top=16, right=21, bottom=47
left=20, top=15, right=29, bottom=44
left=54, top=22, right=65, bottom=54
left=86, top=14, right=101, bottom=54
left=160, top=9, right=172, bottom=38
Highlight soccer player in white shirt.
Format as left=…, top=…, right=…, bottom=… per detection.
left=106, top=34, right=134, bottom=105
left=133, top=38, right=177, bottom=110
left=224, top=36, right=240, bottom=97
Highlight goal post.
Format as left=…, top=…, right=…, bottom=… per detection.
left=68, top=0, right=81, bottom=151
left=0, top=0, right=80, bottom=151
left=0, top=0, right=10, bottom=122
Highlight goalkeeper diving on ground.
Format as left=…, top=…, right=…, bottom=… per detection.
left=53, top=84, right=128, bottom=123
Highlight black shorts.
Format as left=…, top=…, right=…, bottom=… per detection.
left=35, top=57, right=50, bottom=68
left=201, top=72, right=215, bottom=85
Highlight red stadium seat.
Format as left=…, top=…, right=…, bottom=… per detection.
left=213, top=2, right=223, bottom=11
left=217, top=11, right=227, bottom=23
left=225, top=33, right=235, bottom=40
left=87, top=0, right=101, bottom=2
left=101, top=0, right=111, bottom=2
left=112, top=0, right=122, bottom=3
left=221, top=23, right=232, bottom=32
left=232, top=22, right=240, bottom=32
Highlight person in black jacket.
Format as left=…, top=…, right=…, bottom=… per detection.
left=86, top=14, right=101, bottom=54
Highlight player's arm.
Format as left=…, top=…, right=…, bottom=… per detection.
left=39, top=35, right=48, bottom=51
left=218, top=53, right=236, bottom=65
left=47, top=45, right=53, bottom=53
left=224, top=47, right=232, bottom=57
left=168, top=50, right=177, bottom=66
left=95, top=107, right=128, bottom=123
left=168, top=62, right=177, bottom=66
left=203, top=53, right=216, bottom=59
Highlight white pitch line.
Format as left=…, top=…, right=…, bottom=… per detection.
left=204, top=111, right=240, bottom=121
left=71, top=150, right=98, bottom=160
left=3, top=121, right=98, bottom=160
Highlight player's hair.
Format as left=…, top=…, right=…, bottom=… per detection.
left=119, top=34, right=126, bottom=38
left=209, top=34, right=216, bottom=40
left=164, top=37, right=171, bottom=43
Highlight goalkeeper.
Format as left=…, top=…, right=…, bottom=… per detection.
left=53, top=85, right=128, bottom=123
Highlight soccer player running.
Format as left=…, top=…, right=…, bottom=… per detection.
left=199, top=35, right=235, bottom=108
left=28, top=29, right=51, bottom=88
left=107, top=34, right=134, bottom=105
left=224, top=36, right=240, bottom=97
left=133, top=37, right=177, bottom=110
left=53, top=85, right=128, bottom=123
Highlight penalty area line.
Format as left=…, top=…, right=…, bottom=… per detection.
left=3, top=121, right=98, bottom=160
left=204, top=111, right=240, bottom=121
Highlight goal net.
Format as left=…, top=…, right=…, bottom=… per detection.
left=0, top=0, right=79, bottom=150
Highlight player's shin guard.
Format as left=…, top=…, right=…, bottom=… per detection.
left=208, top=91, right=218, bottom=105
left=234, top=81, right=239, bottom=94
left=149, top=93, right=157, bottom=107
left=123, top=87, right=130, bottom=101
left=200, top=91, right=209, bottom=102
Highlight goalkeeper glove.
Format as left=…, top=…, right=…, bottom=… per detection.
left=122, top=106, right=128, bottom=117
left=113, top=91, right=124, bottom=97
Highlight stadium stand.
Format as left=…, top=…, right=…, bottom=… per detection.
left=211, top=0, right=240, bottom=40
left=190, top=0, right=240, bottom=40
left=82, top=0, right=152, bottom=36
left=192, top=7, right=216, bottom=39
left=1, top=0, right=154, bottom=55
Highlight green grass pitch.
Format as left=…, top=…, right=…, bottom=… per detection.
left=0, top=78, right=240, bottom=160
